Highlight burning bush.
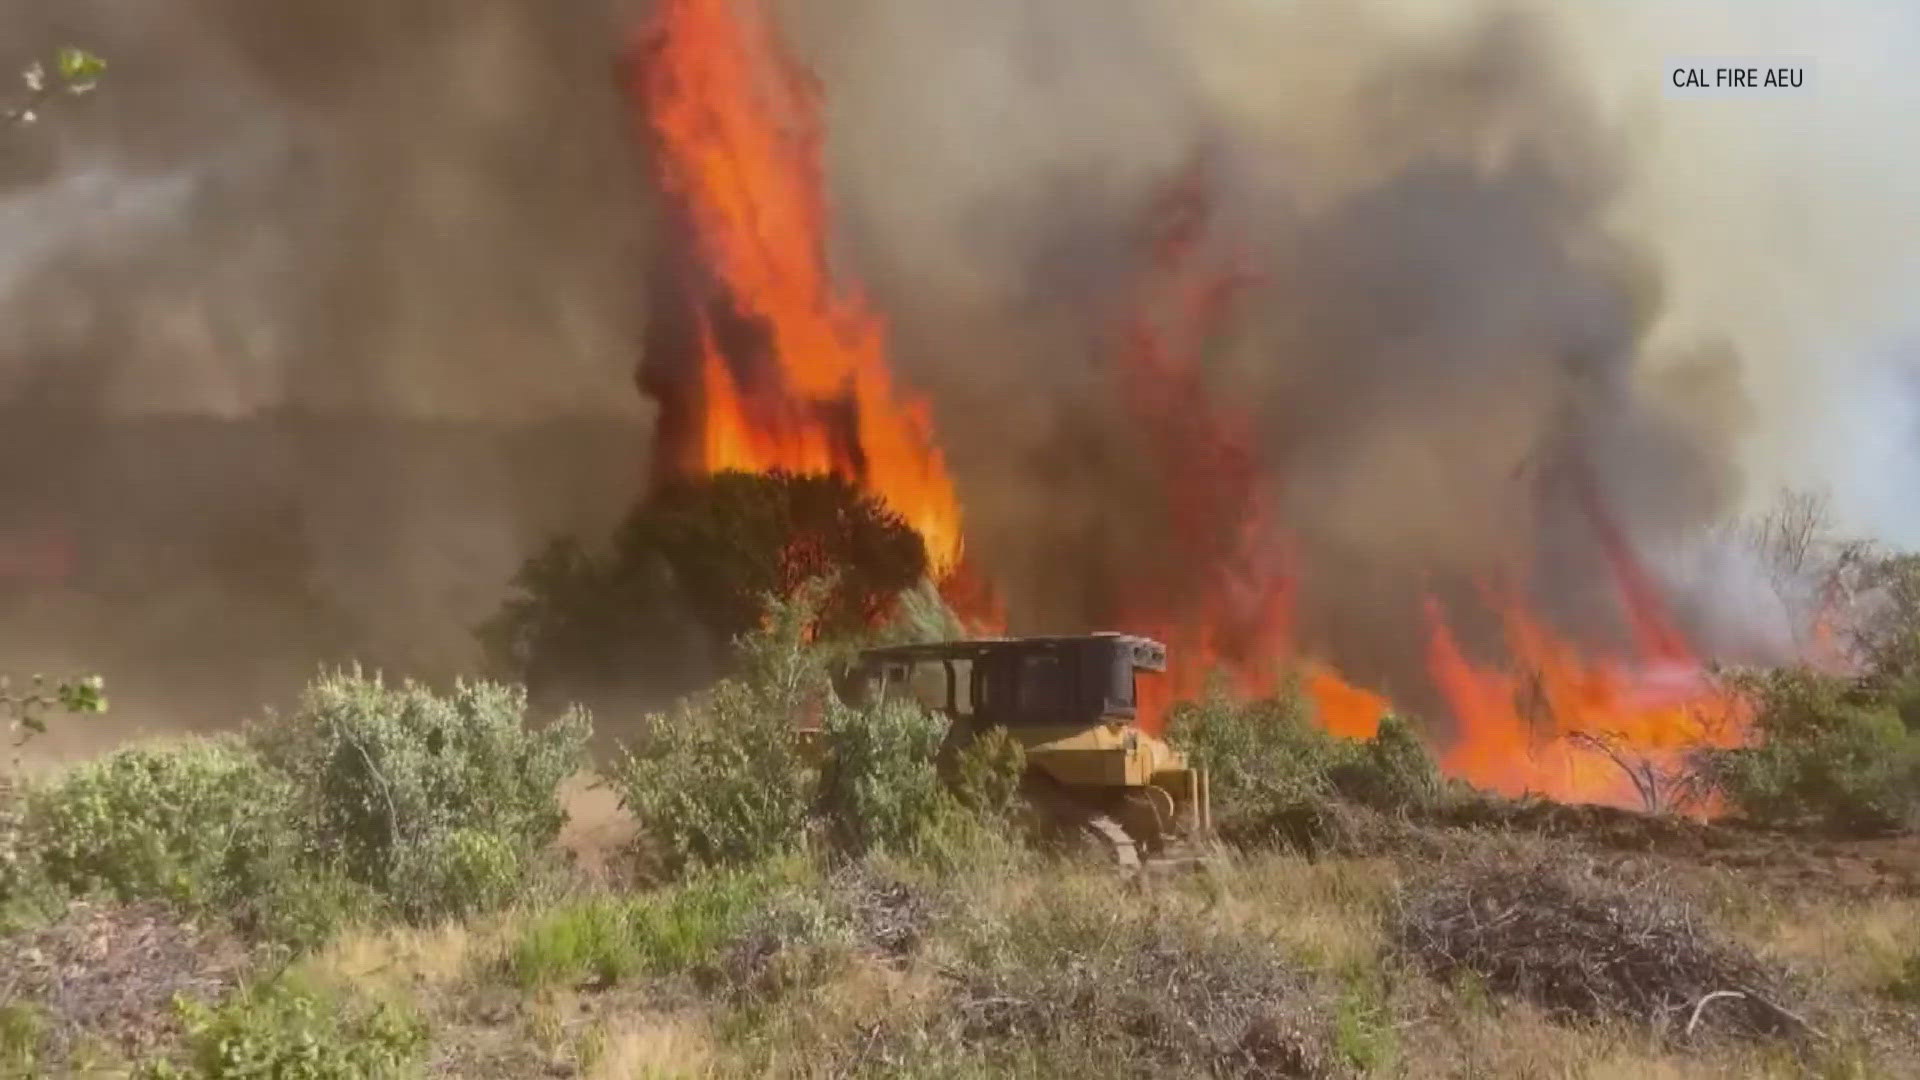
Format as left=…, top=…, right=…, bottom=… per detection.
left=1392, top=850, right=1798, bottom=1042
left=483, top=470, right=930, bottom=708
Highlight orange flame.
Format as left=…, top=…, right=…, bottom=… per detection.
left=1423, top=589, right=1751, bottom=810
left=635, top=0, right=963, bottom=576
left=1112, top=161, right=1291, bottom=728
left=1303, top=662, right=1390, bottom=741
left=1111, top=163, right=1391, bottom=740
left=1106, top=163, right=1759, bottom=803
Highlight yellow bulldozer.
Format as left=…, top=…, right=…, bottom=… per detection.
left=834, top=632, right=1213, bottom=869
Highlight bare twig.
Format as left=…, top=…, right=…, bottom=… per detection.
left=1685, top=989, right=1749, bottom=1037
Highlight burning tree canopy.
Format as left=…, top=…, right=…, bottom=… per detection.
left=484, top=469, right=926, bottom=706
left=630, top=0, right=965, bottom=580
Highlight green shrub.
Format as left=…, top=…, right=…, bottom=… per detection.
left=2, top=673, right=107, bottom=762
left=248, top=669, right=588, bottom=922
left=1168, top=681, right=1446, bottom=845
left=9, top=738, right=377, bottom=950
left=232, top=862, right=381, bottom=955
left=613, top=677, right=817, bottom=875
left=1706, top=667, right=1920, bottom=834
left=612, top=581, right=1037, bottom=875
left=611, top=591, right=826, bottom=875
left=21, top=739, right=295, bottom=907
left=817, top=696, right=955, bottom=858
left=950, top=724, right=1028, bottom=823
left=1170, top=683, right=1338, bottom=811
left=1328, top=714, right=1447, bottom=811
left=0, top=798, right=46, bottom=925
left=136, top=977, right=427, bottom=1080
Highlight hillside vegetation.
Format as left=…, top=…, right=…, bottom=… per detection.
left=3, top=482, right=1918, bottom=1077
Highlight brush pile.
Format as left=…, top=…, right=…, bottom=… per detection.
left=1, top=900, right=249, bottom=1063
left=945, top=891, right=1333, bottom=1077
left=1393, top=850, right=1801, bottom=1042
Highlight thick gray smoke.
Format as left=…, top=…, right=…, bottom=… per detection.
left=0, top=0, right=651, bottom=750
left=786, top=0, right=1770, bottom=698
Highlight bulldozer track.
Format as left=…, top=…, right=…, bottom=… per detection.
left=1085, top=812, right=1141, bottom=870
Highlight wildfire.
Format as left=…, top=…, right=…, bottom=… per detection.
left=1409, top=455, right=1754, bottom=809
left=633, top=0, right=964, bottom=577
left=1111, top=162, right=1291, bottom=728
left=1111, top=163, right=1392, bottom=738
left=625, top=0, right=1760, bottom=814
left=1423, top=590, right=1751, bottom=809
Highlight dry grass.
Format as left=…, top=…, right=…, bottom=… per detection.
left=1391, top=996, right=1812, bottom=1080
left=7, top=780, right=1914, bottom=1078
left=1391, top=841, right=1801, bottom=1044
left=300, top=920, right=486, bottom=996
left=1222, top=853, right=1400, bottom=973
left=579, top=1010, right=719, bottom=1079
left=1733, top=894, right=1920, bottom=994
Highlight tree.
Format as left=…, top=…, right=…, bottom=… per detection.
left=483, top=470, right=929, bottom=704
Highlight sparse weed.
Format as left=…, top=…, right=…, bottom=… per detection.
left=1883, top=948, right=1920, bottom=1005
left=0, top=1002, right=44, bottom=1079
left=504, top=860, right=815, bottom=992
left=1332, top=970, right=1399, bottom=1074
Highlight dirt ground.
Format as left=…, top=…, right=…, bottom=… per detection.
left=1437, top=800, right=1920, bottom=898
left=558, top=773, right=638, bottom=880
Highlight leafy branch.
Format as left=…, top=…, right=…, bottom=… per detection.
left=3, top=674, right=108, bottom=778
left=4, top=47, right=106, bottom=129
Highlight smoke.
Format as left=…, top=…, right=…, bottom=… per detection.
left=751, top=0, right=1920, bottom=700
left=4, top=0, right=1916, bottom=746
left=0, top=0, right=652, bottom=744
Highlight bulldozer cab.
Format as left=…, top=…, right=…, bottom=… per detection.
left=835, top=633, right=1210, bottom=867
left=840, top=633, right=1168, bottom=732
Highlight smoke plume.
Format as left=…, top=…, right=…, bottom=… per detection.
left=0, top=0, right=650, bottom=748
